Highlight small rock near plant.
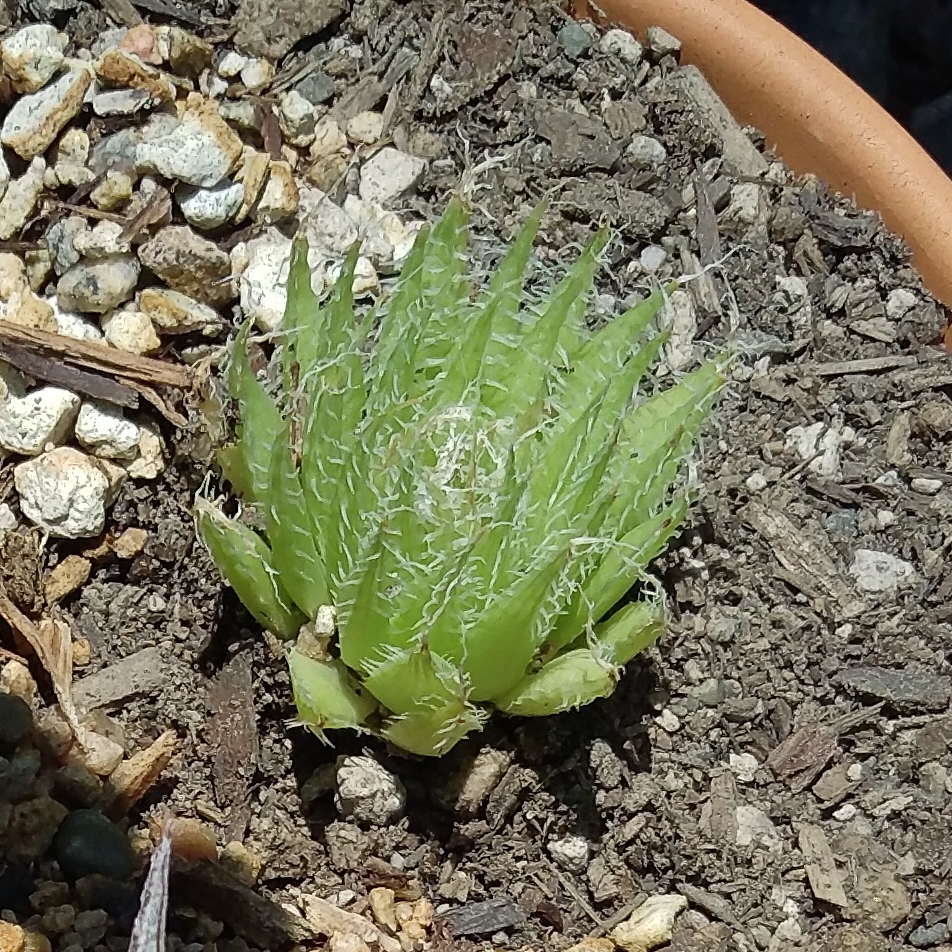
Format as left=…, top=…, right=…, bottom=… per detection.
left=335, top=755, right=406, bottom=826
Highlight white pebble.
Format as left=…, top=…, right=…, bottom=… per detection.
left=745, top=472, right=768, bottom=492
left=346, top=111, right=385, bottom=145
left=729, top=752, right=760, bottom=783
left=876, top=509, right=896, bottom=529
left=239, top=58, right=274, bottom=92
left=0, top=386, right=80, bottom=455
left=358, top=148, right=426, bottom=206
left=125, top=423, right=165, bottom=479
left=335, top=755, right=406, bottom=826
left=848, top=549, right=918, bottom=594
left=57, top=255, right=140, bottom=313
left=833, top=803, right=857, bottom=822
left=216, top=50, right=247, bottom=78
left=177, top=179, right=244, bottom=230
left=599, top=28, right=643, bottom=67
left=885, top=288, right=917, bottom=320
left=52, top=304, right=103, bottom=341
left=277, top=90, right=317, bottom=144
left=639, top=244, right=667, bottom=271
left=548, top=835, right=590, bottom=872
left=0, top=503, right=15, bottom=531
left=231, top=229, right=294, bottom=332
left=14, top=446, right=122, bottom=538
left=611, top=895, right=687, bottom=952
left=911, top=476, right=943, bottom=495
left=75, top=401, right=141, bottom=460
left=0, top=24, right=68, bottom=94
left=626, top=134, right=667, bottom=170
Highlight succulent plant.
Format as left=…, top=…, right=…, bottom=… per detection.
left=197, top=196, right=724, bottom=756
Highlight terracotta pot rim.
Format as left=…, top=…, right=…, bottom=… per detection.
left=573, top=0, right=952, bottom=311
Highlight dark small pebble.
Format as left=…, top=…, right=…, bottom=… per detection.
left=0, top=692, right=34, bottom=746
left=53, top=810, right=136, bottom=881
left=75, top=874, right=140, bottom=931
left=909, top=922, right=949, bottom=948
left=0, top=863, right=36, bottom=916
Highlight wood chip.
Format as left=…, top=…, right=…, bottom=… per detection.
left=699, top=767, right=738, bottom=843
left=0, top=319, right=190, bottom=390
left=812, top=763, right=858, bottom=805
left=767, top=723, right=839, bottom=791
left=809, top=355, right=919, bottom=376
left=208, top=650, right=258, bottom=813
left=694, top=167, right=721, bottom=266
left=742, top=501, right=864, bottom=618
left=128, top=0, right=207, bottom=26
left=96, top=0, right=143, bottom=27
left=256, top=102, right=283, bottom=160
left=798, top=825, right=849, bottom=907
left=108, top=729, right=178, bottom=812
left=173, top=862, right=319, bottom=945
left=677, top=884, right=740, bottom=927
left=119, top=185, right=172, bottom=243
left=0, top=339, right=141, bottom=408
left=438, top=898, right=527, bottom=938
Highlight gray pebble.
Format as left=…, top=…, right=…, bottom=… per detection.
left=626, top=134, right=667, bottom=170
left=558, top=22, right=592, bottom=59
left=692, top=678, right=726, bottom=707
left=295, top=70, right=335, bottom=106
left=909, top=922, right=949, bottom=948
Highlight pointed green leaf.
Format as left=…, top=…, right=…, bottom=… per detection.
left=453, top=542, right=571, bottom=703
left=363, top=649, right=464, bottom=718
left=552, top=284, right=674, bottom=429
left=196, top=499, right=304, bottom=638
left=588, top=598, right=665, bottom=666
left=266, top=429, right=330, bottom=618
left=496, top=649, right=616, bottom=717
left=380, top=698, right=488, bottom=757
left=288, top=648, right=377, bottom=738
left=483, top=228, right=607, bottom=420
left=227, top=322, right=284, bottom=507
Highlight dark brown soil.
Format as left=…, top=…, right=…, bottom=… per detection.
left=2, top=1, right=952, bottom=951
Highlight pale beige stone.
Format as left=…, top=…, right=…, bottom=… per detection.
left=101, top=308, right=161, bottom=355
left=90, top=171, right=134, bottom=211
left=137, top=286, right=221, bottom=335
left=234, top=146, right=270, bottom=223
left=251, top=160, right=298, bottom=224
left=95, top=48, right=175, bottom=104
left=0, top=251, right=56, bottom=330
left=0, top=24, right=68, bottom=94
left=0, top=157, right=46, bottom=241
left=1, top=65, right=93, bottom=160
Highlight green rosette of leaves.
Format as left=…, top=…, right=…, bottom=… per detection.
left=197, top=196, right=725, bottom=757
